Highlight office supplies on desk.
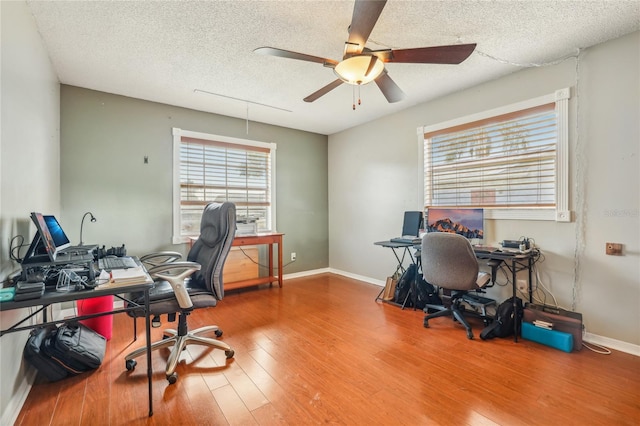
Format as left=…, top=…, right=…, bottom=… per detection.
left=96, top=267, right=150, bottom=288
left=14, top=281, right=45, bottom=301
left=0, top=287, right=16, bottom=302
left=98, top=255, right=138, bottom=270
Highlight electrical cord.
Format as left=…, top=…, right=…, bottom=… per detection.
left=237, top=246, right=296, bottom=270
left=10, top=234, right=27, bottom=263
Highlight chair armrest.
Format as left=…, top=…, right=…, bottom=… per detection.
left=139, top=251, right=183, bottom=268
left=147, top=261, right=201, bottom=309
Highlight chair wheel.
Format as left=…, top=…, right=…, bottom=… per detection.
left=423, top=318, right=430, bottom=328
left=215, top=329, right=223, bottom=338
left=466, top=330, right=474, bottom=340
left=125, top=359, right=137, bottom=371
left=167, top=373, right=178, bottom=384
left=225, top=349, right=235, bottom=359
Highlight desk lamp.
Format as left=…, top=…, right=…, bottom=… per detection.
left=79, top=212, right=97, bottom=245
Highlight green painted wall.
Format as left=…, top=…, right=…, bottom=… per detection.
left=60, top=85, right=329, bottom=274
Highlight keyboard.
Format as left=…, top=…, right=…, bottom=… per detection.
left=390, top=236, right=421, bottom=244
left=98, top=256, right=138, bottom=270
left=472, top=245, right=500, bottom=254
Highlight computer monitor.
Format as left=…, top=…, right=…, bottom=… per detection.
left=25, top=212, right=59, bottom=262
left=426, top=208, right=484, bottom=240
left=43, top=215, right=71, bottom=252
left=402, top=211, right=424, bottom=237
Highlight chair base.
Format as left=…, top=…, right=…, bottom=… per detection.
left=424, top=298, right=474, bottom=340
left=125, top=321, right=234, bottom=384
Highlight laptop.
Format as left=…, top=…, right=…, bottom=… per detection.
left=390, top=211, right=423, bottom=244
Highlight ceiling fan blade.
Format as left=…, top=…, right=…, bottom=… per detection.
left=364, top=55, right=380, bottom=78
left=303, top=79, right=344, bottom=103
left=373, top=44, right=477, bottom=64
left=374, top=71, right=405, bottom=103
left=345, top=0, right=387, bottom=56
left=254, top=47, right=338, bottom=67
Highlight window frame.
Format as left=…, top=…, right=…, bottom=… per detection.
left=418, top=88, right=571, bottom=222
left=172, top=128, right=277, bottom=244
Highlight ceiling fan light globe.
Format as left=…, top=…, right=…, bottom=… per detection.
left=334, top=55, right=384, bottom=85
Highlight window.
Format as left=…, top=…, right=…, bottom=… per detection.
left=172, top=128, right=276, bottom=243
left=420, top=88, right=571, bottom=221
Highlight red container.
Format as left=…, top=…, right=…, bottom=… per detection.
left=77, top=295, right=114, bottom=340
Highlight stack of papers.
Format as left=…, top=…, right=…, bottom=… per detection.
left=95, top=267, right=152, bottom=289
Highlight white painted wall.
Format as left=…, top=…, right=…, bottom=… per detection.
left=0, top=1, right=61, bottom=424
left=328, top=32, right=639, bottom=347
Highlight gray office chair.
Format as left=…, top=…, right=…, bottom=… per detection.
left=124, top=202, right=236, bottom=384
left=421, top=232, right=490, bottom=340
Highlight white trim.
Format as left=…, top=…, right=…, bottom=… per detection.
left=283, top=267, right=331, bottom=280
left=172, top=129, right=182, bottom=244
left=421, top=90, right=561, bottom=135
left=0, top=368, right=37, bottom=426
left=172, top=127, right=277, bottom=244
left=584, top=332, right=640, bottom=357
left=554, top=88, right=571, bottom=222
left=419, top=88, right=572, bottom=222
left=173, top=127, right=277, bottom=151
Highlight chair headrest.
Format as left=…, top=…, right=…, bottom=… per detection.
left=199, top=202, right=227, bottom=247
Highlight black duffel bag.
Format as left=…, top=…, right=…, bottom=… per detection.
left=394, top=264, right=417, bottom=305
left=42, top=322, right=107, bottom=375
left=24, top=325, right=69, bottom=382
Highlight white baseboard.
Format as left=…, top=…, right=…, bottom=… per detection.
left=583, top=332, right=640, bottom=356
left=0, top=367, right=37, bottom=426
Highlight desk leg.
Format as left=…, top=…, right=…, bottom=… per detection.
left=277, top=238, right=283, bottom=287
left=268, top=243, right=274, bottom=287
left=144, top=288, right=153, bottom=416
left=528, top=257, right=533, bottom=303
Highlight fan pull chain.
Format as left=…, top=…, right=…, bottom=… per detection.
left=352, top=86, right=356, bottom=110
left=352, top=85, right=363, bottom=110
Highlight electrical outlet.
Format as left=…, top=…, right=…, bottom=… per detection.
left=516, top=279, right=527, bottom=292
left=291, top=252, right=296, bottom=262
left=605, top=242, right=622, bottom=255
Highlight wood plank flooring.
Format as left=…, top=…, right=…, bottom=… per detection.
left=15, top=273, right=640, bottom=425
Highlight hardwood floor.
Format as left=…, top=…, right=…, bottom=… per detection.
left=15, top=273, right=640, bottom=425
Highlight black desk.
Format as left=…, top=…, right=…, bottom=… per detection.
left=375, top=239, right=536, bottom=341
left=0, top=274, right=155, bottom=416
left=374, top=240, right=420, bottom=309
left=475, top=250, right=535, bottom=342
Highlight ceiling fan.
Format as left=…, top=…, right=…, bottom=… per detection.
left=254, top=0, right=476, bottom=109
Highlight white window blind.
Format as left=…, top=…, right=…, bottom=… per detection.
left=173, top=128, right=276, bottom=243
left=421, top=88, right=571, bottom=221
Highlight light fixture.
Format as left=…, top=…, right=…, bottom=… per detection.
left=79, top=212, right=97, bottom=245
left=333, top=54, right=385, bottom=109
left=333, top=54, right=385, bottom=85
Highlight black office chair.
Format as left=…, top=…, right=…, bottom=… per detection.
left=421, top=232, right=491, bottom=340
left=124, top=202, right=236, bottom=384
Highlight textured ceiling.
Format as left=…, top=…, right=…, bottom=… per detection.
left=26, top=0, right=640, bottom=135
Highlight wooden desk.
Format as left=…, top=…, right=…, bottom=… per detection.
left=228, top=233, right=284, bottom=290
left=191, top=233, right=285, bottom=290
